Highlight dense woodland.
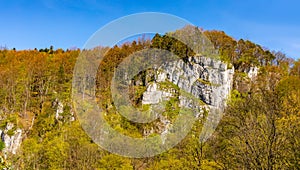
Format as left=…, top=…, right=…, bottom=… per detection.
left=0, top=26, right=299, bottom=169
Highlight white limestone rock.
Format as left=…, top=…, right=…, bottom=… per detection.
left=141, top=55, right=234, bottom=138
left=246, top=66, right=259, bottom=80
left=1, top=123, right=23, bottom=157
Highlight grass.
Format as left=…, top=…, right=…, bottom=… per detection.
left=196, top=78, right=221, bottom=87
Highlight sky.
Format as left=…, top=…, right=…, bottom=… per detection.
left=0, top=0, right=299, bottom=59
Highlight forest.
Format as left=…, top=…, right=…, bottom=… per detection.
left=0, top=26, right=299, bottom=169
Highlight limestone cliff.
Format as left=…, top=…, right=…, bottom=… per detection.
left=141, top=55, right=235, bottom=138
left=0, top=123, right=22, bottom=158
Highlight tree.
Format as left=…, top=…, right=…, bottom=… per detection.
left=209, top=71, right=300, bottom=169
left=204, top=30, right=237, bottom=63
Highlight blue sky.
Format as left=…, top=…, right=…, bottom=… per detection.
left=0, top=0, right=299, bottom=59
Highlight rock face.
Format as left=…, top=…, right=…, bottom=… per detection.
left=53, top=98, right=75, bottom=122
left=55, top=99, right=64, bottom=120
left=142, top=83, right=172, bottom=105
left=141, top=55, right=234, bottom=137
left=0, top=123, right=23, bottom=157
left=246, top=66, right=259, bottom=80
left=146, top=55, right=234, bottom=108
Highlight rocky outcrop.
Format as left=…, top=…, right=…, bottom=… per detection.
left=245, top=66, right=259, bottom=80
left=0, top=123, right=23, bottom=157
left=53, top=98, right=75, bottom=122
left=55, top=99, right=64, bottom=120
left=141, top=55, right=234, bottom=138
left=156, top=55, right=234, bottom=108
left=142, top=83, right=173, bottom=105
left=234, top=66, right=259, bottom=93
